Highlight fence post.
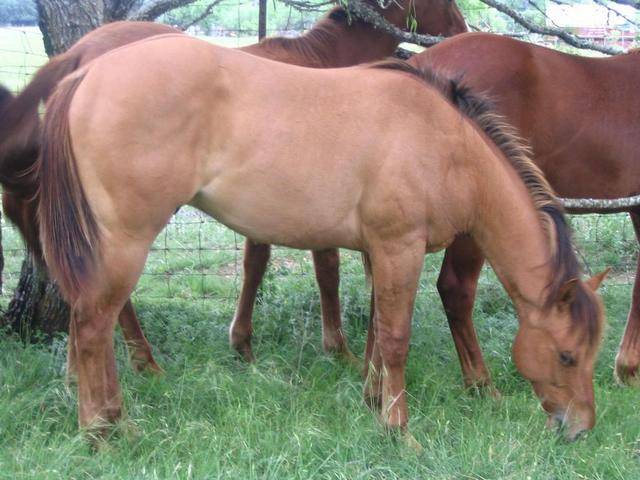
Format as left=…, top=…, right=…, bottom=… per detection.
left=258, top=0, right=267, bottom=40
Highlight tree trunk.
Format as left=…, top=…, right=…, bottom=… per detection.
left=36, top=0, right=105, bottom=56
left=258, top=0, right=267, bottom=41
left=3, top=257, right=69, bottom=341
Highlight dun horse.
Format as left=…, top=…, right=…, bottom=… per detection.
left=0, top=0, right=467, bottom=370
left=33, top=36, right=604, bottom=439
left=409, top=32, right=639, bottom=387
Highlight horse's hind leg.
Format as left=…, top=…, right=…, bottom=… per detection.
left=118, top=299, right=163, bottom=374
left=615, top=212, right=640, bottom=385
left=229, top=239, right=271, bottom=362
left=73, top=239, right=150, bottom=432
left=312, top=248, right=356, bottom=362
left=366, top=242, right=423, bottom=430
left=67, top=299, right=162, bottom=379
left=437, top=236, right=496, bottom=395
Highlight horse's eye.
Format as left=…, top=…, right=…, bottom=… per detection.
left=559, top=351, right=576, bottom=367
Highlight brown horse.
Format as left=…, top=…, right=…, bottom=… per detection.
left=0, top=0, right=467, bottom=369
left=32, top=36, right=603, bottom=440
left=407, top=32, right=640, bottom=388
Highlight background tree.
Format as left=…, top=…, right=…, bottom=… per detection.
left=1, top=0, right=202, bottom=339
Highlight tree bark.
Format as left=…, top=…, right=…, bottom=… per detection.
left=2, top=257, right=69, bottom=341
left=258, top=0, right=267, bottom=40
left=35, top=0, right=105, bottom=56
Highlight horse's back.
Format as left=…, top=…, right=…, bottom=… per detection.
left=65, top=35, right=479, bottom=251
left=414, top=32, right=640, bottom=199
left=68, top=21, right=180, bottom=65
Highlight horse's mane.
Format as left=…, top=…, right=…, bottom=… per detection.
left=258, top=7, right=365, bottom=65
left=370, top=60, right=601, bottom=345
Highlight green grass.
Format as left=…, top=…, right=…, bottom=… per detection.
left=1, top=25, right=640, bottom=479
left=1, top=209, right=640, bottom=478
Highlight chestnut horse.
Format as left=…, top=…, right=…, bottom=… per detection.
left=0, top=0, right=467, bottom=369
left=33, top=36, right=604, bottom=439
left=408, top=32, right=639, bottom=387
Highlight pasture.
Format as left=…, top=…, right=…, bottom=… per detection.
left=1, top=27, right=639, bottom=480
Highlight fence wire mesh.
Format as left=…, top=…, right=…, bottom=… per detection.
left=0, top=3, right=637, bottom=307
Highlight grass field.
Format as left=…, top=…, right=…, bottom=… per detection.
left=1, top=26, right=639, bottom=480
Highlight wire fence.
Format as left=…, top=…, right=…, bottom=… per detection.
left=0, top=4, right=637, bottom=306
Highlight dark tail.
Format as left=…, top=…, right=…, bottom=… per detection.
left=0, top=54, right=80, bottom=192
left=38, top=72, right=99, bottom=301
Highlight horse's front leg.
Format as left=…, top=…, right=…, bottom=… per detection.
left=312, top=248, right=357, bottom=363
left=367, top=242, right=423, bottom=430
left=437, top=236, right=496, bottom=395
left=615, top=212, right=640, bottom=385
left=229, top=239, right=271, bottom=362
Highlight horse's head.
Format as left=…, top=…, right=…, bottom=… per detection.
left=512, top=270, right=608, bottom=440
left=375, top=0, right=468, bottom=37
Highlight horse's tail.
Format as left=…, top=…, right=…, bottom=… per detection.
left=0, top=54, right=80, bottom=191
left=39, top=71, right=99, bottom=301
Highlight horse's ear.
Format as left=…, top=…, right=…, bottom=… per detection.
left=585, top=267, right=611, bottom=291
left=558, top=278, right=578, bottom=304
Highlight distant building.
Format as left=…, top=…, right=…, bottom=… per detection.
left=546, top=3, right=637, bottom=49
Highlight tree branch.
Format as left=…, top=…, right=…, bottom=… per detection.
left=561, top=194, right=640, bottom=211
left=478, top=0, right=625, bottom=55
left=592, top=0, right=638, bottom=28
left=179, top=0, right=225, bottom=30
left=279, top=0, right=335, bottom=12
left=128, top=0, right=198, bottom=21
left=607, top=0, right=639, bottom=8
left=342, top=0, right=444, bottom=47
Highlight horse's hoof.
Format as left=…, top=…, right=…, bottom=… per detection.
left=614, top=359, right=639, bottom=386
left=363, top=391, right=382, bottom=412
left=232, top=342, right=256, bottom=363
left=334, top=347, right=363, bottom=370
left=466, top=379, right=501, bottom=400
left=132, top=356, right=164, bottom=376
left=402, top=431, right=424, bottom=454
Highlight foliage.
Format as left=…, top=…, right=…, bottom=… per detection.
left=162, top=0, right=324, bottom=34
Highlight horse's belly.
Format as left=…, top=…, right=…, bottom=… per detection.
left=190, top=176, right=362, bottom=250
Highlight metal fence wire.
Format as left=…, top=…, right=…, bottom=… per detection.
left=0, top=11, right=637, bottom=305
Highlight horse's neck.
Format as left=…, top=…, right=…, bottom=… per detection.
left=306, top=20, right=399, bottom=67
left=470, top=150, right=554, bottom=315
left=245, top=18, right=399, bottom=68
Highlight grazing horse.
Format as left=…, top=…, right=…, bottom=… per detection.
left=408, top=32, right=639, bottom=387
left=32, top=36, right=604, bottom=439
left=0, top=0, right=467, bottom=368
